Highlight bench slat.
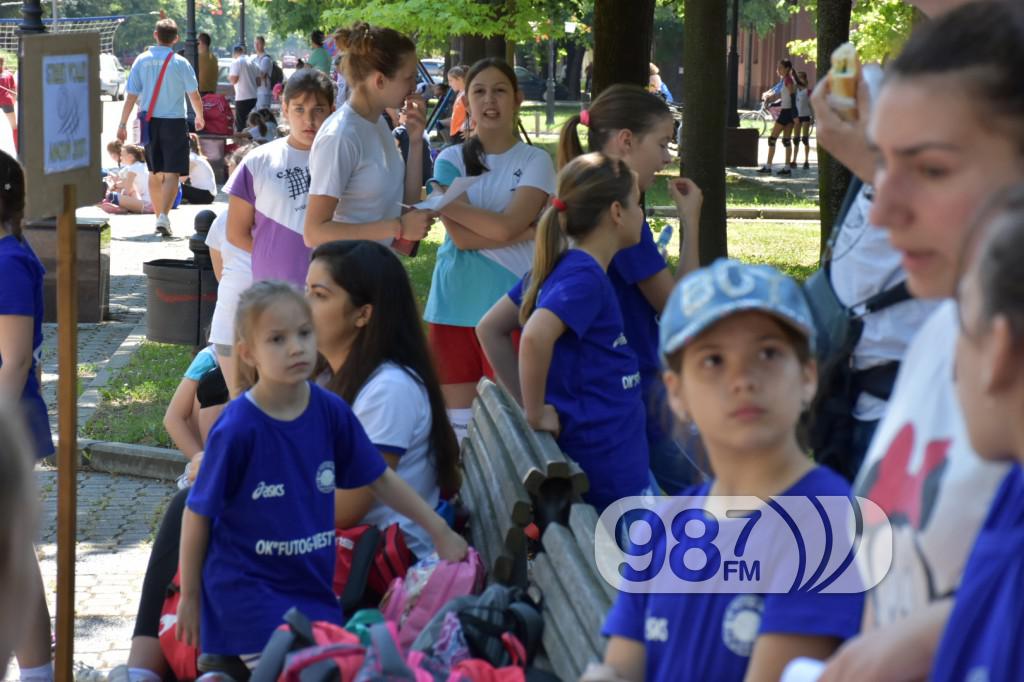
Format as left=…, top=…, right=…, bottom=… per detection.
left=533, top=552, right=602, bottom=680
left=570, top=504, right=617, bottom=603
left=461, top=438, right=514, bottom=583
left=468, top=403, right=533, bottom=527
left=476, top=380, right=551, bottom=493
left=541, top=523, right=614, bottom=656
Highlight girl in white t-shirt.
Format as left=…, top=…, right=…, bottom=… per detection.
left=425, top=59, right=554, bottom=439
left=181, top=134, right=217, bottom=205
left=306, top=240, right=461, bottom=558
left=304, top=22, right=434, bottom=248
left=821, top=4, right=1024, bottom=679
left=794, top=71, right=813, bottom=169
left=104, top=144, right=152, bottom=214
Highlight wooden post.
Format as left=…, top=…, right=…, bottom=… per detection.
left=54, top=184, right=77, bottom=682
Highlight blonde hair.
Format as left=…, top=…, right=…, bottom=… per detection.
left=232, top=281, right=313, bottom=394
left=519, top=152, right=635, bottom=325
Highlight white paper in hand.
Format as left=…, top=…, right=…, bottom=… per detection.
left=780, top=658, right=826, bottom=682
left=415, top=175, right=482, bottom=211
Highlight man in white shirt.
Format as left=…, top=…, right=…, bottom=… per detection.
left=228, top=44, right=257, bottom=132
left=253, top=36, right=273, bottom=111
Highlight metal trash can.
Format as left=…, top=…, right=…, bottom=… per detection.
left=143, top=211, right=219, bottom=346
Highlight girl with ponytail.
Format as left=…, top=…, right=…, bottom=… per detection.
left=480, top=153, right=651, bottom=510
left=560, top=84, right=706, bottom=492
left=425, top=58, right=555, bottom=441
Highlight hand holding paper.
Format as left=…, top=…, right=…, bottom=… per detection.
left=414, top=175, right=481, bottom=211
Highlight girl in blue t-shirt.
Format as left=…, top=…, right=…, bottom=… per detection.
left=177, top=281, right=467, bottom=659
left=931, top=187, right=1024, bottom=681
left=0, top=151, right=53, bottom=681
left=483, top=152, right=650, bottom=510
left=599, top=259, right=863, bottom=682
left=557, top=84, right=707, bottom=493
left=426, top=58, right=554, bottom=442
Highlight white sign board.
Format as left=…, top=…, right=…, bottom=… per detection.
left=42, top=53, right=90, bottom=174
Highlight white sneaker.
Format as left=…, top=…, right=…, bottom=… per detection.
left=154, top=214, right=172, bottom=238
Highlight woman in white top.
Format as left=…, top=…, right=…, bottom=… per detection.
left=818, top=3, right=1024, bottom=679
left=304, top=22, right=434, bottom=248
left=105, top=143, right=152, bottom=213
left=181, top=134, right=217, bottom=204
left=425, top=59, right=554, bottom=439
left=306, top=240, right=460, bottom=557
left=794, top=71, right=813, bottom=169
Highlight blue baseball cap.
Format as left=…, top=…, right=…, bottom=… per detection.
left=659, top=258, right=816, bottom=362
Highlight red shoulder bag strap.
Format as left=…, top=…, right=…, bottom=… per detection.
left=146, top=51, right=175, bottom=122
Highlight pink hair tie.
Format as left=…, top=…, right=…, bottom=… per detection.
left=579, top=109, right=590, bottom=127
left=551, top=197, right=568, bottom=212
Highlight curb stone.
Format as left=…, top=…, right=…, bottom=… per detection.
left=45, top=439, right=186, bottom=483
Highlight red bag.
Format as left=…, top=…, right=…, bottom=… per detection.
left=334, top=524, right=415, bottom=609
left=158, top=569, right=199, bottom=681
left=251, top=607, right=362, bottom=682
left=201, top=93, right=233, bottom=136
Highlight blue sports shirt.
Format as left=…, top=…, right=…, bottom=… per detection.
left=510, top=249, right=650, bottom=509
left=603, top=467, right=864, bottom=682
left=126, top=46, right=198, bottom=119
left=931, top=464, right=1024, bottom=681
left=0, top=235, right=53, bottom=459
left=187, top=383, right=387, bottom=654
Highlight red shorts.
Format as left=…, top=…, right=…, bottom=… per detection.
left=429, top=323, right=494, bottom=385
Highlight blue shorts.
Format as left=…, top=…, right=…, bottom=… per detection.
left=776, top=108, right=796, bottom=127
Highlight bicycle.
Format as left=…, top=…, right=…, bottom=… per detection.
left=739, top=99, right=781, bottom=138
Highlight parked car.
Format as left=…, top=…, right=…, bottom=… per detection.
left=99, top=53, right=126, bottom=100
left=282, top=54, right=298, bottom=69
left=514, top=66, right=569, bottom=101
left=421, top=58, right=444, bottom=82
left=217, top=58, right=235, bottom=102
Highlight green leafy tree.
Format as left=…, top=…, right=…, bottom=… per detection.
left=785, top=0, right=918, bottom=64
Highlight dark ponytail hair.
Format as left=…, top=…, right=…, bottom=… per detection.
left=0, top=151, right=25, bottom=240
left=335, top=22, right=416, bottom=85
left=461, top=58, right=520, bottom=177
left=520, top=153, right=635, bottom=325
left=310, top=241, right=462, bottom=496
left=886, top=0, right=1024, bottom=156
left=556, top=84, right=671, bottom=170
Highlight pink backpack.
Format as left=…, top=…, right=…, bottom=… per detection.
left=381, top=548, right=485, bottom=650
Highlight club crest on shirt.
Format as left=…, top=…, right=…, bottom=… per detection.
left=316, top=461, right=335, bottom=493
left=722, top=594, right=764, bottom=657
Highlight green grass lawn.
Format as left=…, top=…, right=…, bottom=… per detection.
left=84, top=219, right=820, bottom=448
left=81, top=342, right=194, bottom=448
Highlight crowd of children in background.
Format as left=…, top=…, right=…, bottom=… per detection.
left=4, top=1, right=1024, bottom=680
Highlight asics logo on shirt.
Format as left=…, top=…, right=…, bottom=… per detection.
left=252, top=481, right=286, bottom=500
left=645, top=617, right=669, bottom=642
left=622, top=372, right=641, bottom=390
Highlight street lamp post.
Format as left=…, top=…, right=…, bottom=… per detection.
left=727, top=0, right=740, bottom=127
left=545, top=31, right=555, bottom=126
left=239, top=0, right=246, bottom=50
left=19, top=0, right=44, bottom=35
left=185, top=0, right=198, bottom=73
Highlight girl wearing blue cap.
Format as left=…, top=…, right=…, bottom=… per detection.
left=598, top=259, right=863, bottom=682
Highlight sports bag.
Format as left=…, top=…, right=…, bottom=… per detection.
left=334, top=524, right=415, bottom=613
left=201, top=94, right=233, bottom=136
left=250, top=607, right=362, bottom=682
left=159, top=568, right=200, bottom=681
left=381, top=549, right=485, bottom=650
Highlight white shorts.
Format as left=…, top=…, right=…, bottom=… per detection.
left=207, top=270, right=252, bottom=346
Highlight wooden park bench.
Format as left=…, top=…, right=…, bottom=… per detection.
left=460, top=379, right=614, bottom=678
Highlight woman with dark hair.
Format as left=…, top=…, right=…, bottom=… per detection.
left=308, top=29, right=332, bottom=74
left=758, top=59, right=797, bottom=176
left=307, top=240, right=461, bottom=555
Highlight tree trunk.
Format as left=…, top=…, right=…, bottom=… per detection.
left=816, top=0, right=853, bottom=253
left=565, top=41, right=584, bottom=101
left=592, top=0, right=655, bottom=96
left=681, top=0, right=728, bottom=263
